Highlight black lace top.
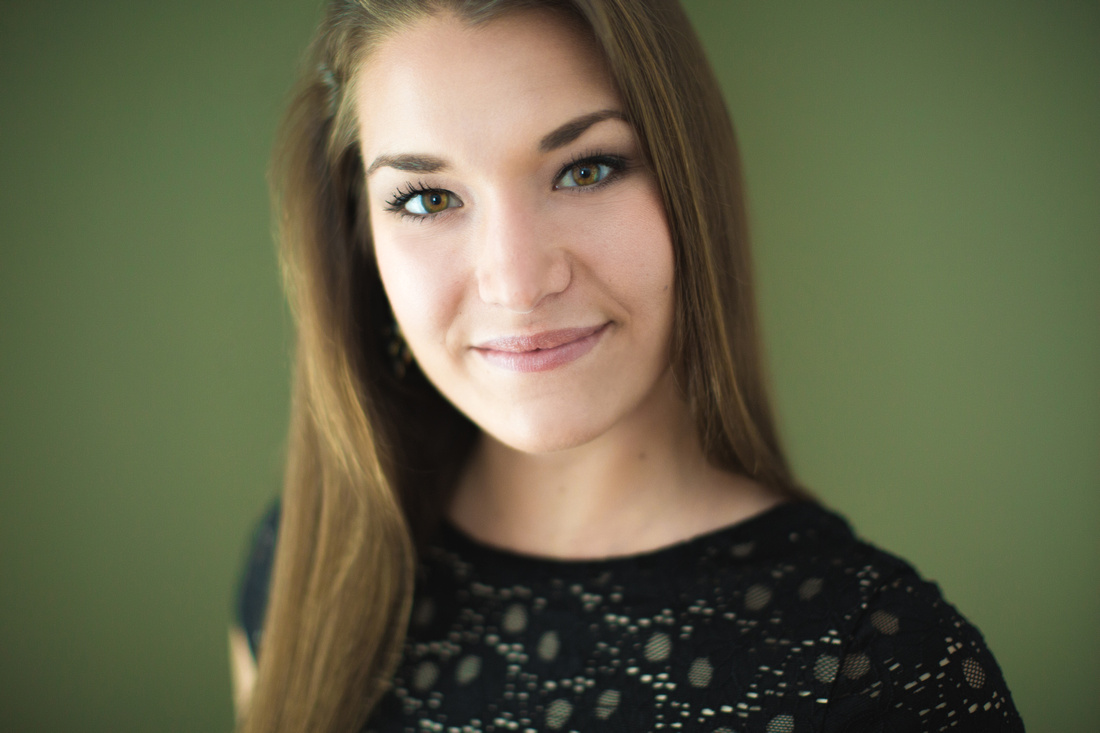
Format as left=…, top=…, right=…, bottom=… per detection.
left=237, top=501, right=1024, bottom=732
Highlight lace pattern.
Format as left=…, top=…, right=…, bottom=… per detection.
left=238, top=502, right=1024, bottom=732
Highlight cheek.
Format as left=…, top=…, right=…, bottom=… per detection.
left=372, top=231, right=466, bottom=342
left=583, top=186, right=675, bottom=308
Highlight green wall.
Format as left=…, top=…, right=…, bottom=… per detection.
left=1, top=1, right=1096, bottom=730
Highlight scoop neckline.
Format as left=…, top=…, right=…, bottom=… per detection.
left=434, top=499, right=823, bottom=575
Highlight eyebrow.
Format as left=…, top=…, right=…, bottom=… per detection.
left=538, top=109, right=627, bottom=152
left=364, top=153, right=446, bottom=177
left=364, top=109, right=628, bottom=177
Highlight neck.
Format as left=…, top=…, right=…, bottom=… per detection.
left=447, top=375, right=782, bottom=559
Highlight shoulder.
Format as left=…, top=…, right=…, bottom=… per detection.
left=235, top=501, right=280, bottom=660
left=681, top=502, right=1024, bottom=731
left=694, top=500, right=920, bottom=619
left=748, top=502, right=1025, bottom=732
left=819, top=565, right=1025, bottom=732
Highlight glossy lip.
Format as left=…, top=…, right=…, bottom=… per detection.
left=473, top=323, right=609, bottom=373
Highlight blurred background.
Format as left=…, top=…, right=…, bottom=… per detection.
left=1, top=0, right=1095, bottom=730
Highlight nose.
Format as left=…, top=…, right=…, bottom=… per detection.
left=475, top=196, right=571, bottom=313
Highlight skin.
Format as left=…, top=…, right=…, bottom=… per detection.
left=231, top=8, right=781, bottom=714
left=358, top=10, right=779, bottom=558
left=228, top=627, right=255, bottom=721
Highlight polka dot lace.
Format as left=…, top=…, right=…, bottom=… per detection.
left=238, top=502, right=1025, bottom=732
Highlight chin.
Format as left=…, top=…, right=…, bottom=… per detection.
left=482, top=412, right=615, bottom=455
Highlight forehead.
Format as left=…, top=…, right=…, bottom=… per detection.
left=354, top=9, right=620, bottom=164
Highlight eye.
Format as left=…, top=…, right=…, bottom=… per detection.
left=556, top=161, right=614, bottom=188
left=403, top=190, right=458, bottom=216
left=385, top=184, right=463, bottom=219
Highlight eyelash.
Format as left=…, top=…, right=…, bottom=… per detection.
left=383, top=151, right=631, bottom=220
left=384, top=181, right=438, bottom=218
left=554, top=151, right=629, bottom=191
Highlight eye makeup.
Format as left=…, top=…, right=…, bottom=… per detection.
left=382, top=148, right=637, bottom=220
left=554, top=152, right=632, bottom=191
left=384, top=180, right=463, bottom=220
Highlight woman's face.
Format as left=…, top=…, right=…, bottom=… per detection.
left=356, top=9, right=677, bottom=454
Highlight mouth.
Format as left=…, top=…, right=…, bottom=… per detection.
left=473, top=323, right=609, bottom=373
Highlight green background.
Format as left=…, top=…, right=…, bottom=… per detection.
left=1, top=1, right=1096, bottom=730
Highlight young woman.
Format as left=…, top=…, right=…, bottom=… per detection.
left=231, top=1, right=1024, bottom=731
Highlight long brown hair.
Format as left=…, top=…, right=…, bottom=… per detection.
left=243, top=1, right=802, bottom=731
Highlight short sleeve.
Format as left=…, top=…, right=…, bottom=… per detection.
left=235, top=502, right=280, bottom=660
left=821, top=573, right=1024, bottom=732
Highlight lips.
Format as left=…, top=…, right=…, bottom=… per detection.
left=473, top=323, right=608, bottom=372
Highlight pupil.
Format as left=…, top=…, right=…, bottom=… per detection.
left=429, top=193, right=442, bottom=206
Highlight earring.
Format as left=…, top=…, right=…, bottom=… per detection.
left=385, top=322, right=413, bottom=378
